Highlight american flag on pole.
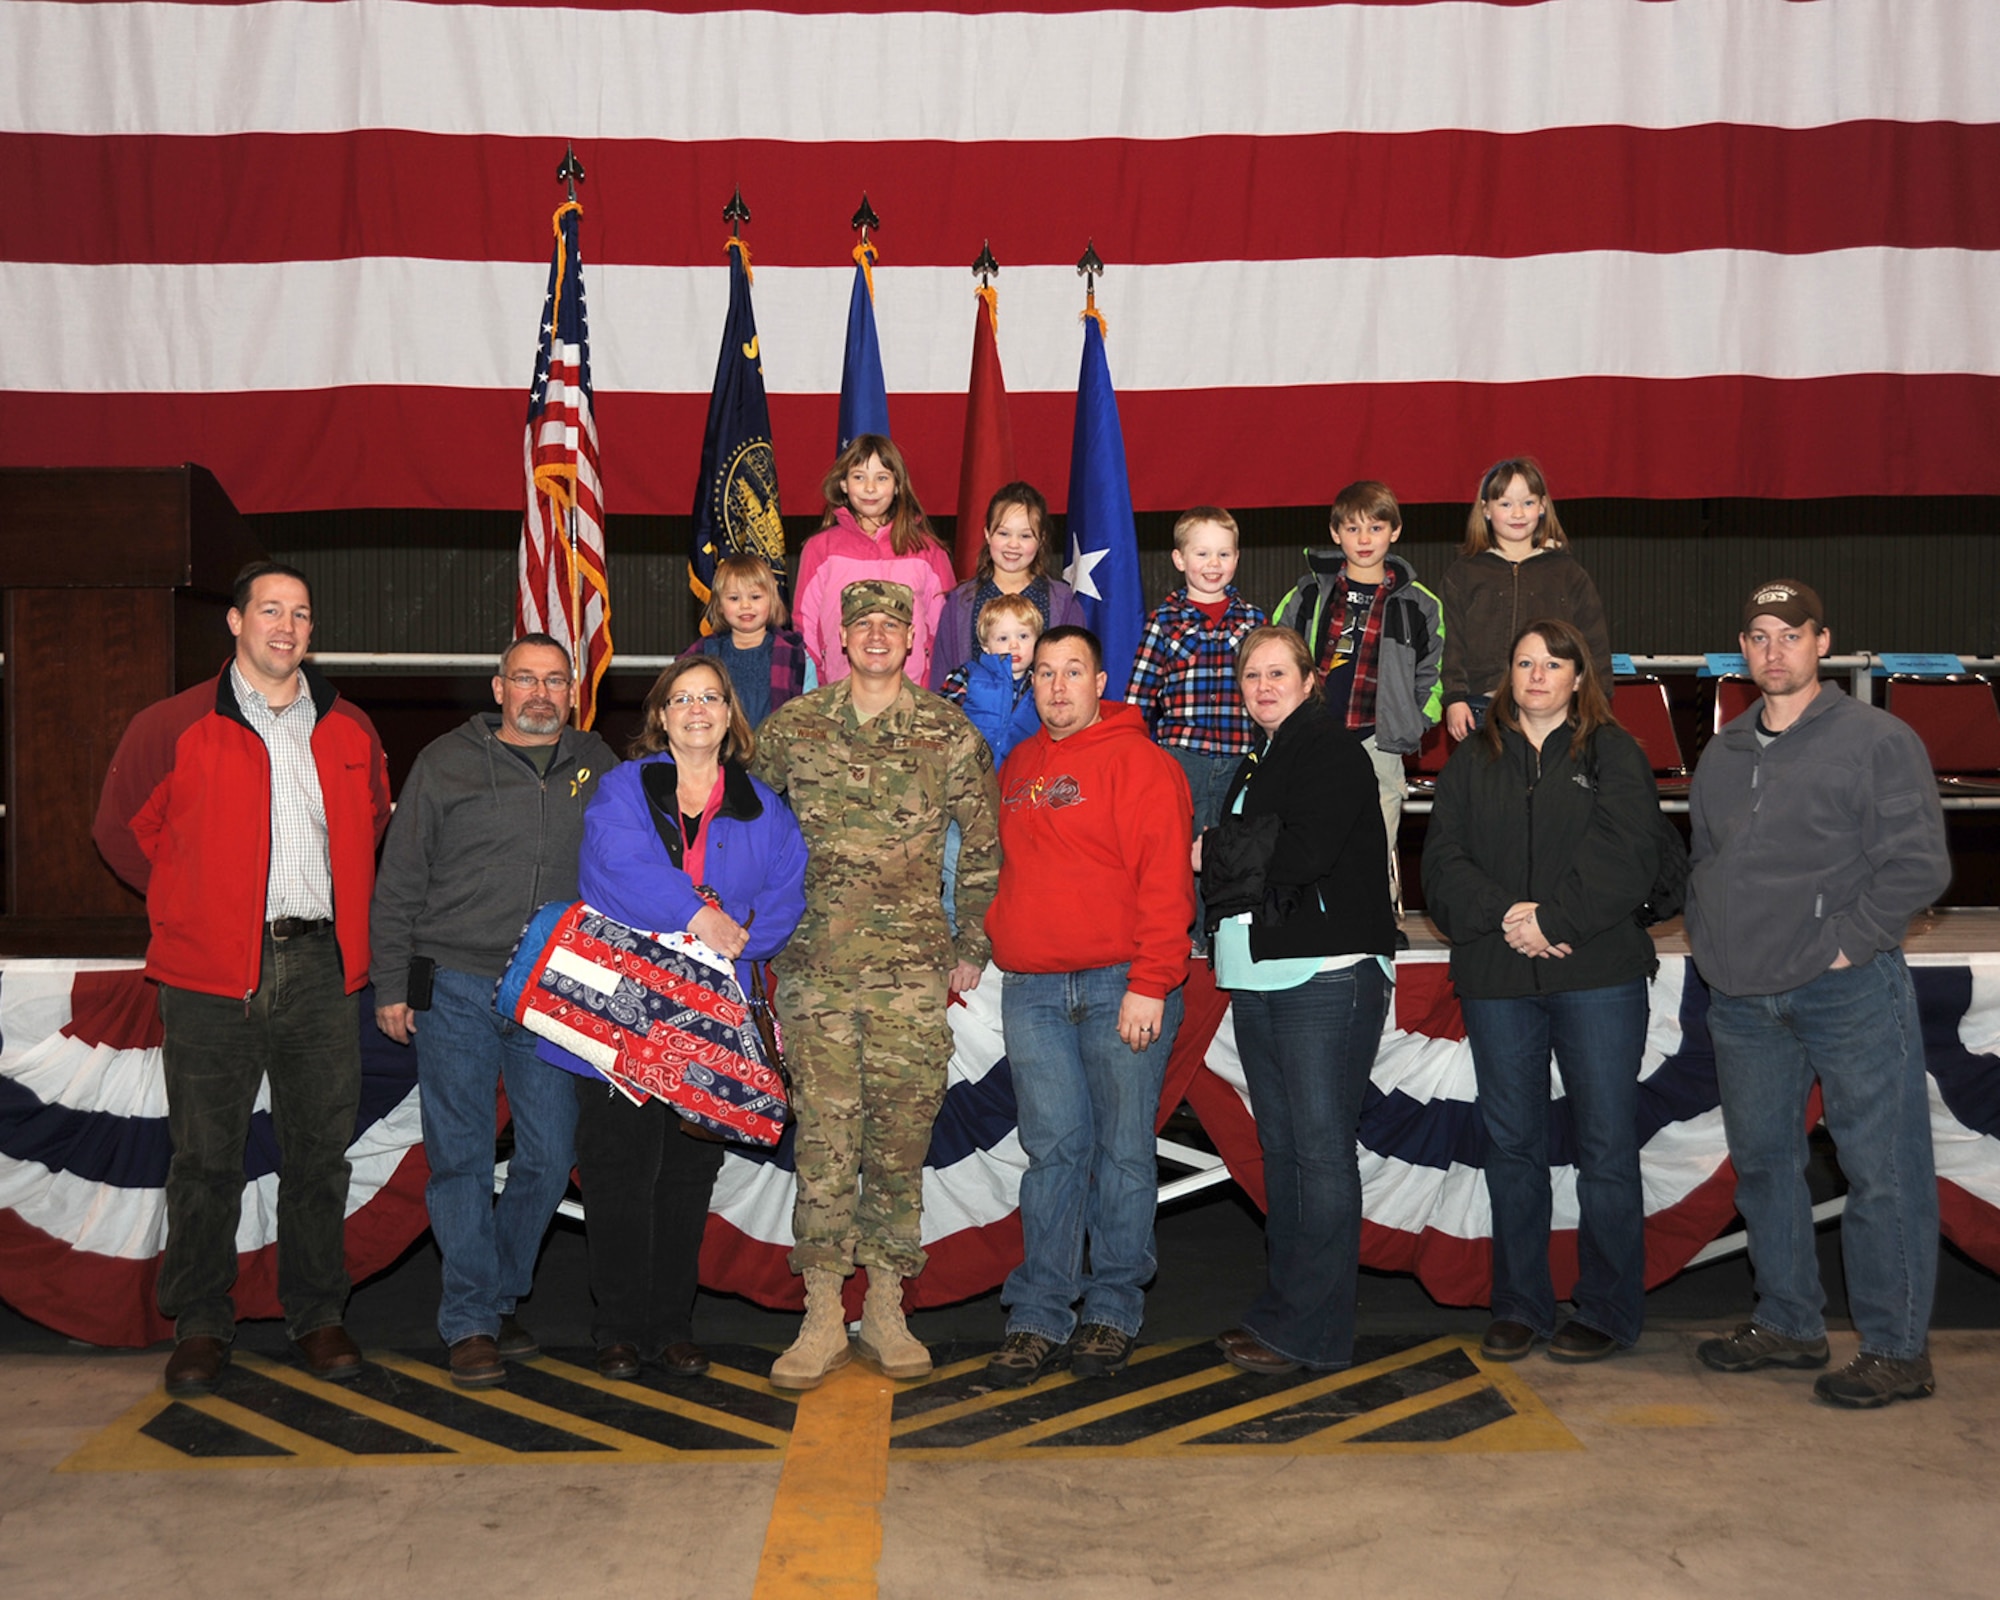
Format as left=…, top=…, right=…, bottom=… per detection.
left=516, top=198, right=611, bottom=730
left=3, top=3, right=1999, bottom=513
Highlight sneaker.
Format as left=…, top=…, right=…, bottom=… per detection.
left=1813, top=1351, right=1935, bottom=1409
left=1069, top=1323, right=1135, bottom=1379
left=984, top=1330, right=1070, bottom=1389
left=1696, top=1322, right=1831, bottom=1373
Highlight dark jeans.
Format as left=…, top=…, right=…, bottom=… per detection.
left=157, top=927, right=362, bottom=1342
left=573, top=1075, right=726, bottom=1355
left=1233, top=962, right=1391, bottom=1369
left=1460, top=979, right=1649, bottom=1346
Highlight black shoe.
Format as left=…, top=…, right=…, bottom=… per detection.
left=1813, top=1351, right=1935, bottom=1409
left=983, top=1330, right=1070, bottom=1389
left=495, top=1315, right=539, bottom=1359
left=1547, top=1320, right=1620, bottom=1364
left=595, top=1342, right=642, bottom=1380
left=1479, top=1319, right=1538, bottom=1361
left=1393, top=928, right=1411, bottom=951
left=1069, top=1323, right=1135, bottom=1379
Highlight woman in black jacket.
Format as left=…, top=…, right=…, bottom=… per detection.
left=1422, top=618, right=1662, bottom=1365
left=1196, top=626, right=1396, bottom=1375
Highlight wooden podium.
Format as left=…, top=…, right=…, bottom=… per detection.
left=0, top=466, right=261, bottom=956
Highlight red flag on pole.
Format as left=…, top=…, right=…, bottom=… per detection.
left=953, top=282, right=1015, bottom=580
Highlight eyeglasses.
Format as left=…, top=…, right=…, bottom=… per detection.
left=505, top=672, right=573, bottom=692
left=667, top=691, right=725, bottom=708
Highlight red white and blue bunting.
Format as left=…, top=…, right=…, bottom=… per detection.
left=4, top=955, right=1997, bottom=1346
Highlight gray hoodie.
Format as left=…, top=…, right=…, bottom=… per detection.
left=369, top=714, right=617, bottom=1004
left=1687, top=686, right=1947, bottom=998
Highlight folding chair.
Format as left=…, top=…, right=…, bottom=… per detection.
left=1404, top=719, right=1454, bottom=794
left=1882, top=674, right=2000, bottom=796
left=1609, top=677, right=1690, bottom=795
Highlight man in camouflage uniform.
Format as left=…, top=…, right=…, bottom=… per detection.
left=751, top=579, right=1000, bottom=1388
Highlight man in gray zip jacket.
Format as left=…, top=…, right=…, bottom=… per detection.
left=370, top=634, right=616, bottom=1386
left=1686, top=580, right=1948, bottom=1409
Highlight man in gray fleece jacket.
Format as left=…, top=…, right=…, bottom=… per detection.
left=369, top=635, right=617, bottom=1386
left=1687, top=580, right=1948, bottom=1410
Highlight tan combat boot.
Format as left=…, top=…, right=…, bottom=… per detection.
left=769, top=1269, right=853, bottom=1391
left=855, top=1270, right=932, bottom=1380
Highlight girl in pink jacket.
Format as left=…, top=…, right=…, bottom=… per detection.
left=792, top=434, right=957, bottom=684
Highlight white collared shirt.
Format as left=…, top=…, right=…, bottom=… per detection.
left=231, top=661, right=333, bottom=921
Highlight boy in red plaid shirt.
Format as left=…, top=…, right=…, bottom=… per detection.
left=1121, top=507, right=1267, bottom=952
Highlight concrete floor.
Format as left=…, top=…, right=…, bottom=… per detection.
left=5, top=1193, right=1998, bottom=1600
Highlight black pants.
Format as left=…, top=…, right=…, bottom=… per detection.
left=572, top=1076, right=726, bottom=1355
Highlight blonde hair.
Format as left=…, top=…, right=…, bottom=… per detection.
left=1233, top=625, right=1324, bottom=704
left=976, top=592, right=1044, bottom=648
left=703, top=553, right=788, bottom=632
left=819, top=433, right=939, bottom=558
left=1462, top=457, right=1570, bottom=555
left=1173, top=505, right=1240, bottom=553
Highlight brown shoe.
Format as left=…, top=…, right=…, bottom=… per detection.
left=448, top=1334, right=506, bottom=1388
left=1222, top=1334, right=1301, bottom=1376
left=595, top=1342, right=642, bottom=1380
left=1479, top=1319, right=1539, bottom=1361
left=292, top=1324, right=364, bottom=1382
left=164, top=1336, right=229, bottom=1398
left=658, top=1342, right=711, bottom=1378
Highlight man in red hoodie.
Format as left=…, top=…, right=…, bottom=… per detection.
left=982, top=625, right=1194, bottom=1387
left=94, top=562, right=391, bottom=1399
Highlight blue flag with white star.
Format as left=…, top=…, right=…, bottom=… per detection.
left=837, top=243, right=891, bottom=453
left=1064, top=314, right=1144, bottom=696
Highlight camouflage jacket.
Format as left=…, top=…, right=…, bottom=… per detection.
left=751, top=677, right=1000, bottom=972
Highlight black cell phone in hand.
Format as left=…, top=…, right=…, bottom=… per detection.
left=406, top=956, right=436, bottom=1011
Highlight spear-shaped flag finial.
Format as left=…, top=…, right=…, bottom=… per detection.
left=724, top=186, right=751, bottom=238
left=851, top=192, right=881, bottom=245
left=1077, top=239, right=1107, bottom=333
left=972, top=239, right=1000, bottom=288
left=556, top=144, right=586, bottom=202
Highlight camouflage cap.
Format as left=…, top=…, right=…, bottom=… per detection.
left=841, top=578, right=915, bottom=626
left=1742, top=579, right=1824, bottom=630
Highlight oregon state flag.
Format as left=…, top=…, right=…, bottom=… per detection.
left=691, top=238, right=785, bottom=607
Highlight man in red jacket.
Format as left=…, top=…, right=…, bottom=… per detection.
left=94, top=562, right=392, bottom=1398
left=982, top=625, right=1194, bottom=1387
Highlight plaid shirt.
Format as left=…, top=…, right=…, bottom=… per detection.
left=230, top=661, right=333, bottom=920
left=1121, top=587, right=1266, bottom=756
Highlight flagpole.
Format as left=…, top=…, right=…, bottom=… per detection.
left=557, top=144, right=586, bottom=726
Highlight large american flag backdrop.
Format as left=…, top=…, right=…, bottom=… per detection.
left=3, top=0, right=1998, bottom=517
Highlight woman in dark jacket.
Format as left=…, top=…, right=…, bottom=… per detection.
left=1197, top=626, right=1397, bottom=1375
left=572, top=656, right=807, bottom=1380
left=1421, top=618, right=1661, bottom=1364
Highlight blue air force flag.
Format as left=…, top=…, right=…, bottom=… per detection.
left=1064, top=314, right=1145, bottom=693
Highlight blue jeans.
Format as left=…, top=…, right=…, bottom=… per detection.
left=1705, top=950, right=1937, bottom=1360
left=1233, top=962, right=1391, bottom=1369
left=416, top=966, right=580, bottom=1345
left=1001, top=965, right=1184, bottom=1341
left=1170, top=746, right=1239, bottom=951
left=1461, top=979, right=1649, bottom=1346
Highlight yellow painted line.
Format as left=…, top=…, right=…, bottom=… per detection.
left=887, top=1340, right=1185, bottom=1438
left=481, top=1352, right=794, bottom=1450
left=1601, top=1403, right=1718, bottom=1428
left=753, top=1362, right=893, bottom=1600
left=57, top=1391, right=250, bottom=1474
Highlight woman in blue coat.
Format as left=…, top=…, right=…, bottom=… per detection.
left=574, top=656, right=807, bottom=1380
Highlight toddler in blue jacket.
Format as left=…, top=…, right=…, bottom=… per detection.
left=939, top=592, right=1043, bottom=764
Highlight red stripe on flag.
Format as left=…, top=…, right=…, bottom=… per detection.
left=14, top=123, right=2000, bottom=266
left=13, top=372, right=2000, bottom=516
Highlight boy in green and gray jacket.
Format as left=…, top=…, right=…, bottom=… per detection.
left=1272, top=480, right=1443, bottom=935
